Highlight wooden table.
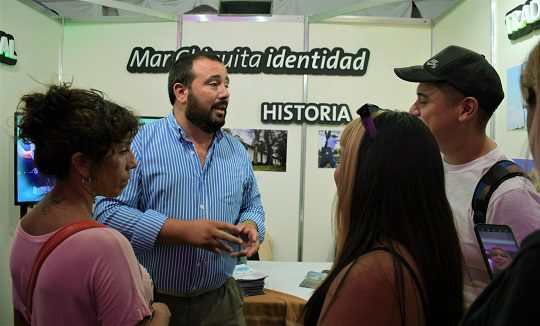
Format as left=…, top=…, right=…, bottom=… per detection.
left=244, top=288, right=306, bottom=326
left=242, top=261, right=332, bottom=326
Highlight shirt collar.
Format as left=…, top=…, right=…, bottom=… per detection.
left=166, top=111, right=224, bottom=143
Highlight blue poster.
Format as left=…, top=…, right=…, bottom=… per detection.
left=507, top=64, right=526, bottom=131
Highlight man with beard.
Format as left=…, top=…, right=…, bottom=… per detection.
left=94, top=52, right=265, bottom=325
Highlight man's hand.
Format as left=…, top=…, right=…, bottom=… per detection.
left=158, top=219, right=243, bottom=254
left=231, top=221, right=260, bottom=258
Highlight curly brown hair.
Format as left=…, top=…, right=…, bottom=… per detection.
left=17, top=83, right=140, bottom=179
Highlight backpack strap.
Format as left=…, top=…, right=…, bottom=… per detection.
left=472, top=160, right=530, bottom=225
left=24, top=220, right=105, bottom=322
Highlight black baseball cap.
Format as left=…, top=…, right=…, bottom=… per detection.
left=394, top=45, right=504, bottom=113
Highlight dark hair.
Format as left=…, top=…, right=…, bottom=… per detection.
left=304, top=111, right=464, bottom=325
left=167, top=52, right=224, bottom=105
left=433, top=81, right=466, bottom=107
left=433, top=81, right=493, bottom=126
left=17, top=83, right=140, bottom=179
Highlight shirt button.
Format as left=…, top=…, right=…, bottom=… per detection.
left=191, top=151, right=195, bottom=155
left=200, top=204, right=204, bottom=210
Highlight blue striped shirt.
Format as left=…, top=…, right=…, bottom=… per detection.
left=94, top=111, right=265, bottom=295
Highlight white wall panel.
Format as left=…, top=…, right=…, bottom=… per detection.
left=304, top=20, right=431, bottom=261
left=432, top=0, right=492, bottom=58
left=0, top=2, right=61, bottom=324
left=63, top=21, right=177, bottom=116
left=493, top=0, right=540, bottom=159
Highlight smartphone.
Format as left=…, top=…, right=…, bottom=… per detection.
left=474, top=223, right=519, bottom=279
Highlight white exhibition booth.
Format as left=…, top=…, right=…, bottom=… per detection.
left=1, top=0, right=538, bottom=323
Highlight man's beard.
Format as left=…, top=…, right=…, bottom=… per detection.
left=185, top=93, right=226, bottom=134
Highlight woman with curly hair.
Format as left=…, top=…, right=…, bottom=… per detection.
left=10, top=84, right=170, bottom=325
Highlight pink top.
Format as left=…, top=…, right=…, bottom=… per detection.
left=10, top=223, right=153, bottom=325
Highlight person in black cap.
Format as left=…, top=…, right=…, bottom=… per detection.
left=459, top=40, right=540, bottom=326
left=394, top=45, right=540, bottom=305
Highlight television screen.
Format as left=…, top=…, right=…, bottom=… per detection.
left=139, top=116, right=162, bottom=125
left=14, top=113, right=55, bottom=205
left=14, top=114, right=162, bottom=206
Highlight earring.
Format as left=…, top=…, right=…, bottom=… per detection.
left=82, top=176, right=92, bottom=185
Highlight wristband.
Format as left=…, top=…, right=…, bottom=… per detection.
left=242, top=220, right=258, bottom=229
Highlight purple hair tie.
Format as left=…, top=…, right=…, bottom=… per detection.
left=356, top=103, right=380, bottom=140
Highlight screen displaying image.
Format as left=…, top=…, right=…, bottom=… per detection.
left=139, top=116, right=162, bottom=125
left=14, top=113, right=55, bottom=205
left=14, top=114, right=162, bottom=205
left=478, top=229, right=519, bottom=277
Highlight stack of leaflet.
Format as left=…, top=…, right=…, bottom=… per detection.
left=299, top=270, right=329, bottom=289
left=233, top=264, right=268, bottom=296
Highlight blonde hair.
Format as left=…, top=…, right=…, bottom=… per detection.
left=521, top=42, right=540, bottom=108
left=521, top=41, right=540, bottom=167
left=333, top=111, right=383, bottom=259
left=491, top=247, right=511, bottom=259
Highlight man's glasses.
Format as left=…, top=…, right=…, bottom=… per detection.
left=356, top=103, right=380, bottom=140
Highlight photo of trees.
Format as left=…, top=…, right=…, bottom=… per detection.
left=225, top=128, right=287, bottom=172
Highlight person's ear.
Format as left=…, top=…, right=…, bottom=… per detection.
left=71, top=152, right=92, bottom=179
left=457, top=97, right=478, bottom=122
left=173, top=82, right=189, bottom=104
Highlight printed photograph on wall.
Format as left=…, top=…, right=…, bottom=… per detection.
left=318, top=130, right=342, bottom=168
left=507, top=64, right=527, bottom=131
left=513, top=158, right=540, bottom=192
left=225, top=128, right=287, bottom=172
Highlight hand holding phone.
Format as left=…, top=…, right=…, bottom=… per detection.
left=474, top=223, right=519, bottom=279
